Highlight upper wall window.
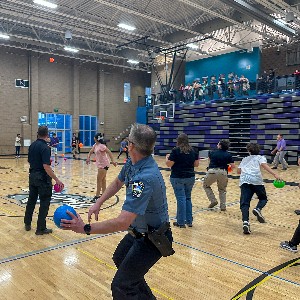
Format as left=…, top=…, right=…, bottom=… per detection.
left=124, top=83, right=131, bottom=102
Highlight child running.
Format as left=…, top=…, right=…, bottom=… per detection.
left=238, top=143, right=281, bottom=234
left=86, top=133, right=117, bottom=202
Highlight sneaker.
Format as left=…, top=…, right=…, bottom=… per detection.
left=55, top=161, right=59, bottom=166
left=253, top=208, right=266, bottom=223
left=208, top=201, right=218, bottom=209
left=25, top=224, right=31, bottom=231
left=173, top=222, right=186, bottom=228
left=295, top=210, right=300, bottom=215
left=282, top=168, right=287, bottom=170
left=280, top=241, right=298, bottom=253
left=243, top=221, right=251, bottom=234
left=186, top=223, right=193, bottom=227
left=91, top=195, right=100, bottom=203
left=35, top=228, right=53, bottom=235
left=220, top=207, right=226, bottom=211
left=271, top=166, right=277, bottom=169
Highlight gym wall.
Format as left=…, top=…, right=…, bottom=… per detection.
left=0, top=47, right=150, bottom=155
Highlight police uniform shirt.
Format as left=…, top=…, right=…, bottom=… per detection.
left=208, top=149, right=234, bottom=171
left=28, top=139, right=51, bottom=172
left=118, top=156, right=169, bottom=233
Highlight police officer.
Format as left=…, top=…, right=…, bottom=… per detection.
left=61, top=123, right=174, bottom=300
left=203, top=140, right=235, bottom=211
left=24, top=126, right=64, bottom=235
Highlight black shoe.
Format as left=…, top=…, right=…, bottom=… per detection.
left=253, top=208, right=266, bottom=223
left=35, top=228, right=53, bottom=235
left=186, top=223, right=193, bottom=227
left=295, top=210, right=300, bottom=215
left=25, top=224, right=31, bottom=231
left=271, top=166, right=277, bottom=169
left=173, top=222, right=186, bottom=228
left=208, top=201, right=218, bottom=209
left=243, top=221, right=251, bottom=234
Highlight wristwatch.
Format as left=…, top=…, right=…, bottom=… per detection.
left=84, top=224, right=91, bottom=235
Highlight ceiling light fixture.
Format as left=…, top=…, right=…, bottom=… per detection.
left=118, top=23, right=136, bottom=31
left=127, top=59, right=139, bottom=64
left=64, top=46, right=79, bottom=53
left=0, top=33, right=10, bottom=39
left=33, top=0, right=58, bottom=9
left=187, top=43, right=198, bottom=49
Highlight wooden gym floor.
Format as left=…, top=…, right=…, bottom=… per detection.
left=0, top=154, right=299, bottom=300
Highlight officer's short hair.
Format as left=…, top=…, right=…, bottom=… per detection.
left=37, top=126, right=49, bottom=138
left=246, top=143, right=260, bottom=155
left=129, top=123, right=156, bottom=156
left=219, top=139, right=230, bottom=150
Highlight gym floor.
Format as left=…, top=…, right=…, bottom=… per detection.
left=0, top=154, right=299, bottom=300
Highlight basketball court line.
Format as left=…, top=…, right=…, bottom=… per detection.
left=0, top=225, right=298, bottom=289
left=231, top=257, right=300, bottom=300
left=174, top=241, right=300, bottom=287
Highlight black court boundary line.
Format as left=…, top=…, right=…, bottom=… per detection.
left=175, top=241, right=300, bottom=288
left=0, top=231, right=123, bottom=265
left=1, top=227, right=299, bottom=290
left=231, top=257, right=300, bottom=300
left=0, top=194, right=120, bottom=218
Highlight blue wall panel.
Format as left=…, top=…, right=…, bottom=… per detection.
left=185, top=47, right=261, bottom=84
left=136, top=107, right=147, bottom=124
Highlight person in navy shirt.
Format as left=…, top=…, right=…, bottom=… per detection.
left=24, top=126, right=64, bottom=235
left=50, top=133, right=60, bottom=165
left=61, top=124, right=173, bottom=300
left=117, top=138, right=129, bottom=160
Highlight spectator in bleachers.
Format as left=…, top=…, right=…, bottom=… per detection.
left=240, top=75, right=250, bottom=95
left=166, top=133, right=199, bottom=228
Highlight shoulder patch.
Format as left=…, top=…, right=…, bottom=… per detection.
left=132, top=181, right=145, bottom=198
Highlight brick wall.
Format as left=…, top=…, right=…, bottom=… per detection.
left=261, top=46, right=297, bottom=76
left=0, top=47, right=150, bottom=155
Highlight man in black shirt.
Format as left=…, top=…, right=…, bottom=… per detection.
left=203, top=140, right=235, bottom=211
left=24, top=126, right=64, bottom=235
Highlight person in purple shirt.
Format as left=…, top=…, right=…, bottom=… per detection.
left=271, top=134, right=287, bottom=170
left=50, top=133, right=60, bottom=165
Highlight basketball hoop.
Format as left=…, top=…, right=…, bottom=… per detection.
left=154, top=116, right=165, bottom=123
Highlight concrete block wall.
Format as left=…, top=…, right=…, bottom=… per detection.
left=0, top=46, right=150, bottom=155
left=149, top=95, right=300, bottom=164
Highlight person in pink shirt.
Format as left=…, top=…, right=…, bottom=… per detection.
left=86, top=133, right=117, bottom=202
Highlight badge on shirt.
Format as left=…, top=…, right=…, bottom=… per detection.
left=132, top=181, right=145, bottom=198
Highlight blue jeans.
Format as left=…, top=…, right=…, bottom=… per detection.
left=170, top=177, right=195, bottom=225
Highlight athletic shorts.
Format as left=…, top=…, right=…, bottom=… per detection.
left=51, top=147, right=58, bottom=155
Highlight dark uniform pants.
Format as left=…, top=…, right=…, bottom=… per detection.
left=24, top=171, right=52, bottom=231
left=291, top=220, right=300, bottom=246
left=111, top=233, right=162, bottom=300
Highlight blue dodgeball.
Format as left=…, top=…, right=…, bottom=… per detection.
left=53, top=205, right=77, bottom=228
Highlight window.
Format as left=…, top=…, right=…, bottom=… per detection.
left=38, top=113, right=72, bottom=153
left=124, top=83, right=131, bottom=102
left=79, top=115, right=98, bottom=147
